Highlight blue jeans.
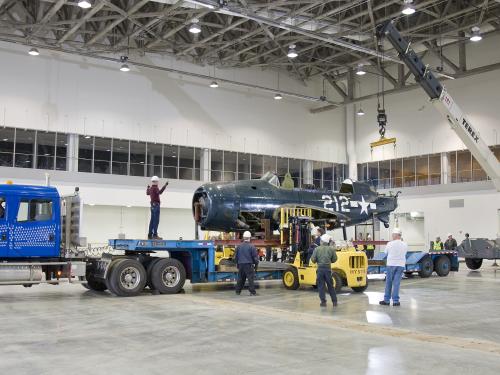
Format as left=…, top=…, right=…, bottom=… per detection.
left=148, top=203, right=160, bottom=236
left=316, top=267, right=337, bottom=304
left=384, top=266, right=404, bottom=303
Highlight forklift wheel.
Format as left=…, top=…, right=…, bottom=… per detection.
left=332, top=272, right=342, bottom=293
left=283, top=268, right=300, bottom=290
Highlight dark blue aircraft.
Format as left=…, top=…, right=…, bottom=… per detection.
left=192, top=172, right=398, bottom=233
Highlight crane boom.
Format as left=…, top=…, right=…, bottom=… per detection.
left=377, top=21, right=500, bottom=191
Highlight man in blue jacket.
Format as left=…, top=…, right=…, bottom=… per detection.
left=235, top=231, right=259, bottom=296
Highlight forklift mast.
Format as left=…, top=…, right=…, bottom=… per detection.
left=377, top=21, right=500, bottom=191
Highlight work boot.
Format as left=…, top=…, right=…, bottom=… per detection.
left=320, top=302, right=327, bottom=307
left=152, top=235, right=163, bottom=240
left=235, top=291, right=241, bottom=295
left=250, top=292, right=258, bottom=296
left=147, top=234, right=153, bottom=239
left=379, top=301, right=390, bottom=306
left=393, top=302, right=401, bottom=306
left=332, top=301, right=338, bottom=307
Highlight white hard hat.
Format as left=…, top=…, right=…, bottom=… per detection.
left=311, top=226, right=320, bottom=237
left=243, top=231, right=252, bottom=238
left=151, top=176, right=159, bottom=182
left=320, top=234, right=332, bottom=243
left=392, top=228, right=402, bottom=235
left=447, top=233, right=452, bottom=237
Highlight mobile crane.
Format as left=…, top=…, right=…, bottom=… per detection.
left=377, top=20, right=500, bottom=191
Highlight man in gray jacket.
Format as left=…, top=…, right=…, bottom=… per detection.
left=235, top=231, right=259, bottom=296
left=311, top=234, right=338, bottom=308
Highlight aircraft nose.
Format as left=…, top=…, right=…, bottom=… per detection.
left=192, top=186, right=211, bottom=223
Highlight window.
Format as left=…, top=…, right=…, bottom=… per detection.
left=277, top=157, right=288, bottom=180
left=251, top=154, right=263, bottom=179
left=17, top=199, right=53, bottom=222
left=112, top=139, right=129, bottom=175
left=0, top=197, right=6, bottom=219
left=211, top=150, right=223, bottom=182
left=457, top=150, right=472, bottom=182
left=391, top=159, right=402, bottom=188
left=429, top=154, right=441, bottom=185
left=357, top=163, right=368, bottom=182
left=55, top=133, right=67, bottom=171
left=313, top=161, right=322, bottom=188
left=36, top=131, right=56, bottom=170
left=472, top=155, right=487, bottom=182
left=130, top=141, right=146, bottom=177
left=14, top=129, right=35, bottom=168
left=0, top=127, right=15, bottom=167
left=263, top=155, right=276, bottom=174
left=289, top=159, right=301, bottom=188
left=449, top=151, right=457, bottom=183
left=146, top=143, right=162, bottom=178
left=403, top=157, right=416, bottom=187
left=237, top=153, right=250, bottom=181
left=368, top=162, right=378, bottom=188
left=194, top=148, right=202, bottom=181
left=224, top=151, right=237, bottom=181
left=334, top=164, right=346, bottom=190
left=416, top=155, right=429, bottom=186
left=323, top=163, right=333, bottom=190
left=78, top=135, right=93, bottom=173
left=379, top=160, right=391, bottom=189
left=163, top=145, right=178, bottom=179
left=179, top=146, right=194, bottom=180
left=93, top=137, right=111, bottom=174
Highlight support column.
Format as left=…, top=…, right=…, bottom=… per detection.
left=67, top=133, right=79, bottom=172
left=302, top=160, right=313, bottom=185
left=458, top=31, right=466, bottom=72
left=346, top=68, right=357, bottom=180
left=441, top=152, right=449, bottom=184
left=200, top=148, right=210, bottom=182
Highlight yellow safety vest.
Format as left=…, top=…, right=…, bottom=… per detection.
left=433, top=241, right=443, bottom=250
left=366, top=244, right=375, bottom=250
left=356, top=244, right=364, bottom=251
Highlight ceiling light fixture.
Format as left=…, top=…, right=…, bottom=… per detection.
left=189, top=19, right=202, bottom=34
left=287, top=44, right=298, bottom=58
left=77, top=0, right=92, bottom=9
left=402, top=0, right=416, bottom=15
left=28, top=47, right=39, bottom=56
left=84, top=135, right=91, bottom=139
left=357, top=107, right=365, bottom=116
left=470, top=26, right=482, bottom=42
left=356, top=64, right=366, bottom=76
left=210, top=81, right=219, bottom=88
left=119, top=55, right=130, bottom=72
left=274, top=93, right=283, bottom=100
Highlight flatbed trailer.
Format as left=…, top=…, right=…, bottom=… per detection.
left=368, top=250, right=459, bottom=278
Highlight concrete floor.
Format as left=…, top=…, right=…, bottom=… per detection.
left=1, top=262, right=500, bottom=375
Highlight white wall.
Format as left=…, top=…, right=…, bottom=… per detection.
left=352, top=33, right=500, bottom=163
left=0, top=42, right=346, bottom=163
left=83, top=205, right=193, bottom=245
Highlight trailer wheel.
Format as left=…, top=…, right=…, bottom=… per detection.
left=465, top=258, right=483, bottom=270
left=146, top=258, right=162, bottom=289
left=150, top=258, right=186, bottom=294
left=105, top=258, right=123, bottom=296
left=351, top=277, right=368, bottom=293
left=435, top=255, right=451, bottom=277
left=418, top=255, right=433, bottom=278
left=332, top=271, right=342, bottom=293
left=282, top=268, right=299, bottom=290
left=109, top=258, right=147, bottom=297
left=81, top=275, right=107, bottom=292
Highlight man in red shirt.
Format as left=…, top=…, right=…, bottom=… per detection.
left=146, top=176, right=168, bottom=239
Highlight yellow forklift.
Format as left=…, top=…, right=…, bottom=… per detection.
left=280, top=208, right=368, bottom=293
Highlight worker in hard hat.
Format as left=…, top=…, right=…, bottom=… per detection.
left=310, top=233, right=338, bottom=308
left=146, top=176, right=168, bottom=240
left=380, top=228, right=408, bottom=307
left=306, top=226, right=323, bottom=264
left=433, top=236, right=444, bottom=251
left=366, top=233, right=375, bottom=259
left=444, top=233, right=457, bottom=250
left=234, top=231, right=259, bottom=296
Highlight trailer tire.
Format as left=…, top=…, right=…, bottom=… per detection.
left=351, top=277, right=368, bottom=293
left=81, top=275, right=107, bottom=292
left=332, top=271, right=342, bottom=293
left=465, top=258, right=483, bottom=270
left=282, top=268, right=299, bottom=290
left=105, top=258, right=123, bottom=296
left=150, top=258, right=186, bottom=294
left=418, top=255, right=433, bottom=278
left=435, top=255, right=451, bottom=277
left=109, top=258, right=147, bottom=297
left=146, top=257, right=162, bottom=289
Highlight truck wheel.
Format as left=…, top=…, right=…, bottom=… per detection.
left=150, top=258, right=186, bottom=294
left=332, top=271, right=342, bottom=293
left=109, top=258, right=147, bottom=297
left=105, top=258, right=123, bottom=296
left=282, top=268, right=299, bottom=290
left=418, top=255, right=433, bottom=278
left=146, top=258, right=161, bottom=289
left=465, top=258, right=483, bottom=270
left=435, top=255, right=451, bottom=277
left=352, top=277, right=368, bottom=293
